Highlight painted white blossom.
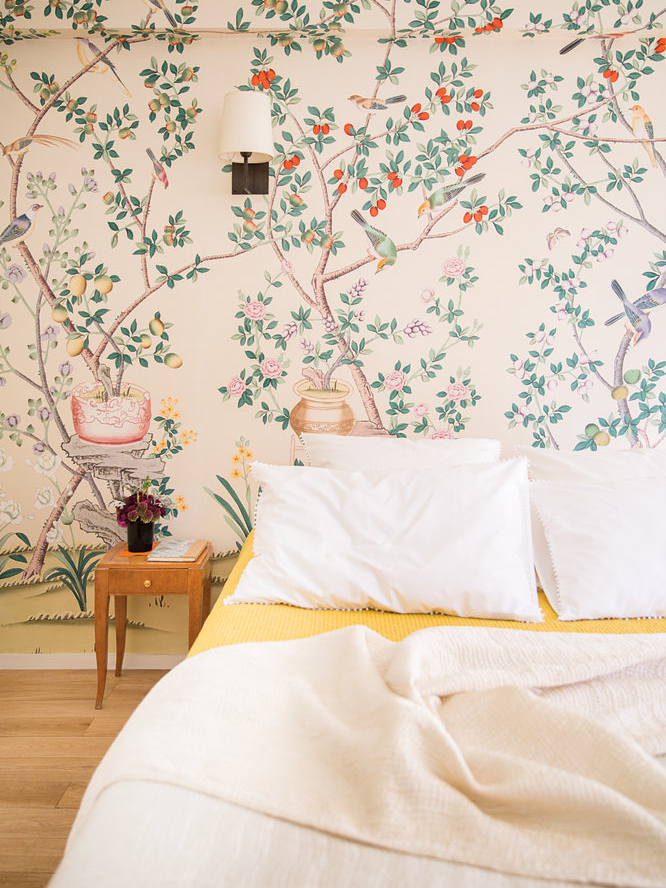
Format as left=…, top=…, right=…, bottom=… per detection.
left=520, top=148, right=537, bottom=168
left=26, top=451, right=61, bottom=478
left=0, top=499, right=22, bottom=525
left=0, top=448, right=13, bottom=472
left=46, top=526, right=64, bottom=545
left=34, top=485, right=57, bottom=510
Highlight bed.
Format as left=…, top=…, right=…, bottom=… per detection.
left=50, top=439, right=666, bottom=888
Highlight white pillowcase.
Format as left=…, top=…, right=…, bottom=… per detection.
left=302, top=433, right=501, bottom=470
left=226, top=459, right=541, bottom=621
left=515, top=445, right=666, bottom=482
left=515, top=446, right=666, bottom=604
left=531, top=480, right=666, bottom=620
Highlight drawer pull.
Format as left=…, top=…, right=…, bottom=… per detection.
left=144, top=579, right=151, bottom=588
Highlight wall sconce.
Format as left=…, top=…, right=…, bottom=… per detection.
left=219, top=90, right=274, bottom=195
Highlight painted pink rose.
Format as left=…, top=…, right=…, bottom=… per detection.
left=227, top=376, right=246, bottom=396
left=260, top=358, right=283, bottom=379
left=431, top=430, right=454, bottom=440
left=420, top=287, right=435, bottom=304
left=447, top=382, right=470, bottom=402
left=244, top=300, right=267, bottom=321
left=441, top=257, right=466, bottom=278
left=384, top=369, right=407, bottom=391
left=414, top=403, right=428, bottom=417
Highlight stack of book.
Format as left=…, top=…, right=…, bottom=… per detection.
left=146, top=539, right=207, bottom=562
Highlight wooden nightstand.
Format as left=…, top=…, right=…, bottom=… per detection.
left=94, top=540, right=212, bottom=709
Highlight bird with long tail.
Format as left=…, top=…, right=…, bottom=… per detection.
left=609, top=278, right=651, bottom=344
left=348, top=94, right=406, bottom=112
left=350, top=209, right=397, bottom=272
left=0, top=204, right=42, bottom=248
left=417, top=172, right=485, bottom=215
left=605, top=283, right=666, bottom=326
left=146, top=148, right=169, bottom=188
left=1, top=134, right=77, bottom=157
left=630, top=104, right=658, bottom=169
left=76, top=37, right=131, bottom=96
left=143, top=0, right=177, bottom=27
left=559, top=10, right=666, bottom=54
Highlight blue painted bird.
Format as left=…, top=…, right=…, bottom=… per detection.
left=417, top=172, right=486, bottom=215
left=0, top=203, right=42, bottom=248
left=351, top=209, right=397, bottom=272
left=143, top=0, right=177, bottom=27
left=76, top=38, right=131, bottom=96
left=605, top=283, right=666, bottom=326
left=609, top=278, right=651, bottom=343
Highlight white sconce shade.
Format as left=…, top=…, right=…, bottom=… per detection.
left=218, top=90, right=274, bottom=164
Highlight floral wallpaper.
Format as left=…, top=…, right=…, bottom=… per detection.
left=0, top=0, right=664, bottom=655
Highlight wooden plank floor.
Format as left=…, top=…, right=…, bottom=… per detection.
left=0, top=669, right=167, bottom=888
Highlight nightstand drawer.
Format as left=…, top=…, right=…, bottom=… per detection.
left=106, top=568, right=190, bottom=595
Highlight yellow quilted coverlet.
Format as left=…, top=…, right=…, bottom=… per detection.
left=190, top=532, right=665, bottom=655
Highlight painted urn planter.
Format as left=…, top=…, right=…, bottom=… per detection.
left=289, top=378, right=355, bottom=436
left=71, top=382, right=151, bottom=445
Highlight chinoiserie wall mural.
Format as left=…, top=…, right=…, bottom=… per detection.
left=0, top=0, right=664, bottom=655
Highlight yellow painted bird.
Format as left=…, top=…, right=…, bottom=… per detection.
left=348, top=94, right=406, bottom=112
left=1, top=134, right=77, bottom=156
left=350, top=209, right=397, bottom=272
left=76, top=37, right=131, bottom=96
left=630, top=104, right=657, bottom=169
left=143, top=0, right=177, bottom=27
left=417, top=173, right=485, bottom=215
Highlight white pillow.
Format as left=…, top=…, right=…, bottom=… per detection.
left=226, top=459, right=541, bottom=621
left=515, top=446, right=666, bottom=601
left=531, top=480, right=666, bottom=620
left=515, top=445, right=666, bottom=482
left=302, top=433, right=501, bottom=470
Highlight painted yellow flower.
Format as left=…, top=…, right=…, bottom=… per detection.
left=160, top=396, right=178, bottom=418
left=231, top=452, right=242, bottom=464
left=246, top=463, right=252, bottom=474
left=175, top=495, right=188, bottom=511
left=180, top=429, right=197, bottom=446
left=244, top=449, right=254, bottom=460
left=231, top=468, right=241, bottom=480
left=238, top=446, right=248, bottom=456
left=153, top=439, right=167, bottom=455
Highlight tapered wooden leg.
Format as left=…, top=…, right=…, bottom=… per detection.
left=94, top=569, right=109, bottom=709
left=187, top=570, right=203, bottom=649
left=115, top=595, right=127, bottom=677
left=202, top=567, right=212, bottom=624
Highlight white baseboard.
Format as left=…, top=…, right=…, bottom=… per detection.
left=0, top=653, right=185, bottom=670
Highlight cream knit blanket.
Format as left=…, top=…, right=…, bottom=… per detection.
left=72, top=627, right=666, bottom=886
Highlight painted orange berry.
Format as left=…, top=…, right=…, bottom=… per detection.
left=434, top=36, right=445, bottom=44
left=333, top=169, right=344, bottom=179
left=337, top=182, right=347, bottom=194
left=463, top=211, right=473, bottom=223
left=344, top=123, right=354, bottom=135
left=284, top=159, right=293, bottom=170
left=321, top=123, right=330, bottom=134
left=474, top=211, right=483, bottom=222
left=391, top=177, right=402, bottom=188
left=313, top=124, right=321, bottom=135
left=456, top=120, right=466, bottom=130
left=387, top=171, right=397, bottom=180
left=455, top=167, right=465, bottom=177
left=411, top=103, right=422, bottom=113
left=473, top=88, right=483, bottom=97
left=267, top=69, right=276, bottom=80
left=291, top=155, right=300, bottom=166
left=471, top=102, right=480, bottom=111
left=377, top=198, right=386, bottom=209
left=370, top=206, right=379, bottom=217
left=359, top=177, right=368, bottom=189
left=418, top=112, right=429, bottom=120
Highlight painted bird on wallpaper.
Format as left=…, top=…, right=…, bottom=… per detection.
left=76, top=38, right=131, bottom=96
left=143, top=0, right=177, bottom=27
left=0, top=204, right=42, bottom=248
left=559, top=30, right=633, bottom=55
left=417, top=173, right=486, bottom=215
left=630, top=104, right=658, bottom=169
left=351, top=209, right=397, bottom=272
left=348, top=94, right=406, bottom=112
left=146, top=148, right=169, bottom=188
left=605, top=283, right=666, bottom=326
left=1, top=134, right=77, bottom=156
left=610, top=278, right=651, bottom=343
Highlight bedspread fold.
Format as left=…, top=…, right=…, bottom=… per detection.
left=69, top=627, right=666, bottom=887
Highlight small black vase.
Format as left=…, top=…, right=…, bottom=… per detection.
left=127, top=520, right=154, bottom=553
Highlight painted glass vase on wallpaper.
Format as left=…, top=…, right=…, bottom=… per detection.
left=114, top=479, right=166, bottom=552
